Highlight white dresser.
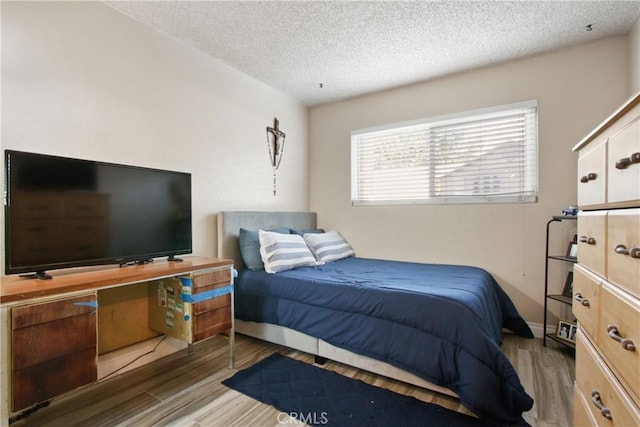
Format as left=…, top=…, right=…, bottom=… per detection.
left=572, top=92, right=640, bottom=426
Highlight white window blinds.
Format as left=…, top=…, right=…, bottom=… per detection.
left=351, top=101, right=538, bottom=205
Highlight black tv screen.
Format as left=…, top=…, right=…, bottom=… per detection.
left=4, top=150, right=192, bottom=277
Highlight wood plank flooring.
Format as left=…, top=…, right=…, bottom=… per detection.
left=11, top=333, right=575, bottom=427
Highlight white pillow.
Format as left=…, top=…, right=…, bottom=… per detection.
left=259, top=229, right=320, bottom=274
left=303, top=231, right=354, bottom=263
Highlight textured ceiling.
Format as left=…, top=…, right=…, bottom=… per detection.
left=105, top=1, right=640, bottom=106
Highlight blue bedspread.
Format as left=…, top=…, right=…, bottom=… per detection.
left=235, top=257, right=534, bottom=425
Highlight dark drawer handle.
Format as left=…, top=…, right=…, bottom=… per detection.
left=574, top=293, right=590, bottom=306
left=591, top=390, right=612, bottom=420
left=615, top=152, right=640, bottom=170
left=614, top=244, right=640, bottom=258
left=580, top=173, right=598, bottom=183
left=607, top=325, right=636, bottom=351
left=580, top=236, right=596, bottom=245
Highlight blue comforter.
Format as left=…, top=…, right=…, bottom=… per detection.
left=235, top=257, right=534, bottom=425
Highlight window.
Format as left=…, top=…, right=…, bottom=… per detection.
left=351, top=101, right=538, bottom=206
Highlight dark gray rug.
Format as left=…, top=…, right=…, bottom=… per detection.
left=223, top=353, right=497, bottom=426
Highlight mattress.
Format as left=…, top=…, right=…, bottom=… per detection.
left=234, top=256, right=534, bottom=426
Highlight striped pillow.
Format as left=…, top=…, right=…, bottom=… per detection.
left=259, top=229, right=320, bottom=274
left=239, top=227, right=291, bottom=271
left=303, top=231, right=354, bottom=263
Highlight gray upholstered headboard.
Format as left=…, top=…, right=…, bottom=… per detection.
left=217, top=211, right=317, bottom=271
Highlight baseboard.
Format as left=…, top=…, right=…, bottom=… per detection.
left=97, top=335, right=187, bottom=380
left=527, top=322, right=555, bottom=339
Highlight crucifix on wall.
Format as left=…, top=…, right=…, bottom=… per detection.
left=266, top=117, right=286, bottom=196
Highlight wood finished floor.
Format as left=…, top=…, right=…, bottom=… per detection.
left=11, top=333, right=575, bottom=427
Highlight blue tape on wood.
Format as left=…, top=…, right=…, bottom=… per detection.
left=180, top=284, right=233, bottom=303
left=180, top=277, right=193, bottom=287
left=74, top=301, right=98, bottom=308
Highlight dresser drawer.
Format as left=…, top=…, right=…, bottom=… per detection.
left=573, top=264, right=600, bottom=342
left=607, top=208, right=640, bottom=297
left=578, top=140, right=607, bottom=209
left=598, top=283, right=640, bottom=406
left=576, top=331, right=640, bottom=426
left=574, top=383, right=599, bottom=427
left=578, top=211, right=607, bottom=277
left=607, top=110, right=640, bottom=206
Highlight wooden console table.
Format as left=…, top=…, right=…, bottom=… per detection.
left=0, top=256, right=234, bottom=425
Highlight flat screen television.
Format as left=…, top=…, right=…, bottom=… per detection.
left=4, top=150, right=192, bottom=278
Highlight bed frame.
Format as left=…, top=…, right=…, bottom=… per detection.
left=217, top=210, right=456, bottom=398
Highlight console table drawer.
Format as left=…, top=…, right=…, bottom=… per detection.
left=193, top=305, right=232, bottom=342
left=11, top=294, right=97, bottom=411
left=193, top=285, right=231, bottom=315
left=193, top=269, right=232, bottom=288
left=192, top=274, right=233, bottom=342
left=12, top=348, right=97, bottom=413
left=12, top=294, right=97, bottom=366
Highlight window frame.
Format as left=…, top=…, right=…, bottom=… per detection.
left=350, top=100, right=539, bottom=206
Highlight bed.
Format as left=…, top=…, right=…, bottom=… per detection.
left=218, top=211, right=534, bottom=426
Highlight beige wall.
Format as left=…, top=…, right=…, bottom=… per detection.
left=309, top=36, right=630, bottom=327
left=0, top=1, right=309, bottom=270
left=631, top=17, right=640, bottom=94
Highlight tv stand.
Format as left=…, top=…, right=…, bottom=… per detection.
left=19, top=271, right=52, bottom=280
left=1, top=256, right=234, bottom=424
left=167, top=255, right=183, bottom=262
